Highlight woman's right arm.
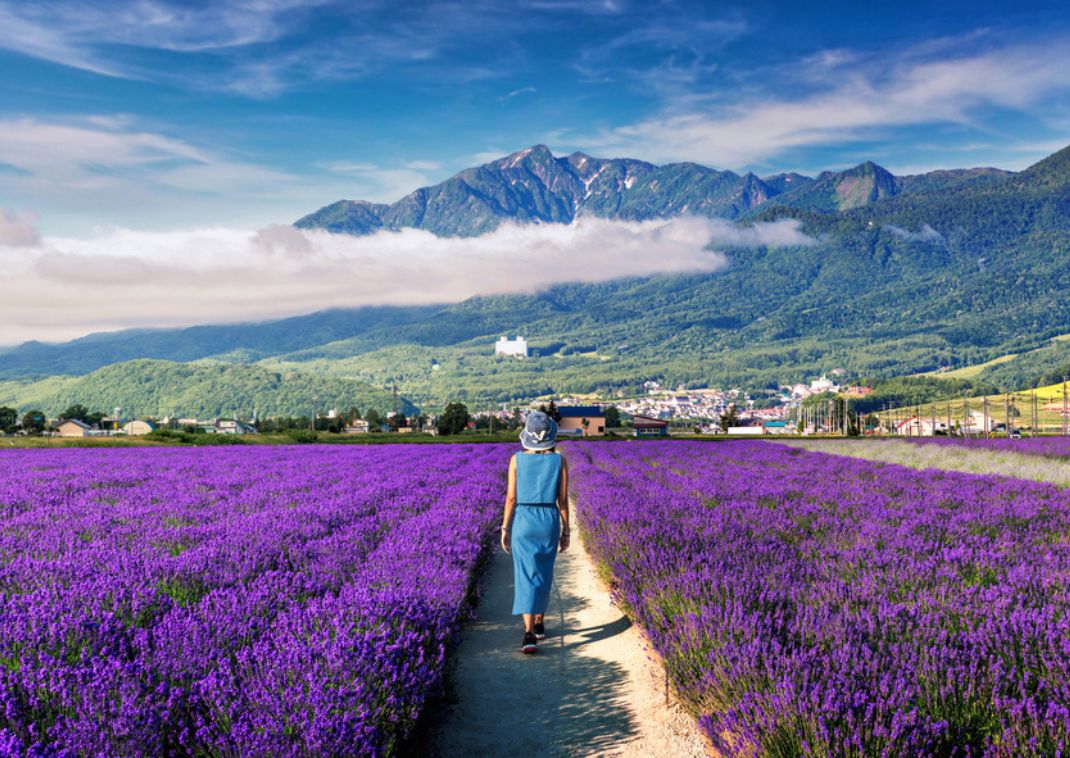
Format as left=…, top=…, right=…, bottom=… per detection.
left=501, top=455, right=517, bottom=553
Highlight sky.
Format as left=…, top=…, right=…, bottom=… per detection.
left=1, top=0, right=1069, bottom=343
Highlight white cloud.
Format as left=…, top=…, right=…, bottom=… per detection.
left=500, top=86, right=537, bottom=101
left=0, top=216, right=812, bottom=344
left=884, top=223, right=943, bottom=242
left=0, top=0, right=518, bottom=96
left=0, top=0, right=326, bottom=79
left=0, top=116, right=368, bottom=233
left=0, top=208, right=40, bottom=247
left=575, top=37, right=1070, bottom=168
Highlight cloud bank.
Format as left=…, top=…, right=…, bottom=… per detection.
left=0, top=214, right=812, bottom=345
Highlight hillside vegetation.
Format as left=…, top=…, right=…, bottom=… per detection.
left=0, top=360, right=408, bottom=418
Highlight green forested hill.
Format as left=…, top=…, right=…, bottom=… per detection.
left=4, top=144, right=1070, bottom=411
left=0, top=360, right=410, bottom=418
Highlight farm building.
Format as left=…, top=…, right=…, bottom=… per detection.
left=557, top=406, right=606, bottom=436
left=54, top=419, right=92, bottom=437
left=727, top=425, right=764, bottom=435
left=122, top=420, right=156, bottom=436
left=632, top=414, right=669, bottom=437
left=896, top=416, right=937, bottom=437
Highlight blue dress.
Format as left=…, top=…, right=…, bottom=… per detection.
left=511, top=452, right=562, bottom=615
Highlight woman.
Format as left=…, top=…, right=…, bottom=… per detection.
left=500, top=410, right=570, bottom=654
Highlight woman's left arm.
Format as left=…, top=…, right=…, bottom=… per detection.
left=501, top=455, right=517, bottom=553
left=558, top=456, right=570, bottom=552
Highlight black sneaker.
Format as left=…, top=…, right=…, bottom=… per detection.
left=521, top=631, right=537, bottom=654
left=533, top=622, right=546, bottom=640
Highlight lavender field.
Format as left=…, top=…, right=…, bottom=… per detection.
left=570, top=440, right=1070, bottom=756
left=0, top=444, right=511, bottom=755
left=908, top=436, right=1070, bottom=459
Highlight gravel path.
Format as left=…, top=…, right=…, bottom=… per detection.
left=428, top=508, right=711, bottom=758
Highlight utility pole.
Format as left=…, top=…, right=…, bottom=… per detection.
left=1005, top=393, right=1011, bottom=438
left=983, top=396, right=989, bottom=438
left=392, top=382, right=399, bottom=418
left=963, top=396, right=971, bottom=438
left=946, top=400, right=952, bottom=437
left=1064, top=376, right=1068, bottom=436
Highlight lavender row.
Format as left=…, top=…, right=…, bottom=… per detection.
left=0, top=444, right=512, bottom=755
left=568, top=440, right=1070, bottom=756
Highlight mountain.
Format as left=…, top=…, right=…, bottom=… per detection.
left=765, top=161, right=900, bottom=212
left=5, top=143, right=1070, bottom=413
left=294, top=145, right=1016, bottom=237
left=295, top=145, right=785, bottom=236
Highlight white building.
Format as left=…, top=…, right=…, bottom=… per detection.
left=495, top=335, right=528, bottom=359
left=810, top=375, right=838, bottom=394
left=122, top=420, right=156, bottom=436
left=896, top=416, right=937, bottom=437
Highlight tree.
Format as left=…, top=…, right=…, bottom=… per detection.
left=0, top=406, right=17, bottom=434
left=437, top=402, right=470, bottom=436
left=719, top=404, right=739, bottom=431
left=21, top=410, right=47, bottom=434
left=364, top=409, right=383, bottom=430
left=604, top=406, right=621, bottom=428
left=61, top=404, right=91, bottom=422
left=538, top=401, right=562, bottom=422
left=61, top=404, right=106, bottom=428
left=388, top=413, right=408, bottom=432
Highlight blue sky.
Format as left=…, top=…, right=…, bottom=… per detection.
left=1, top=0, right=1069, bottom=234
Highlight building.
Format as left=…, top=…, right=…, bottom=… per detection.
left=55, top=419, right=92, bottom=437
left=960, top=409, right=995, bottom=435
left=122, top=420, right=156, bottom=436
left=214, top=419, right=257, bottom=435
left=763, top=420, right=792, bottom=435
left=495, top=335, right=528, bottom=359
left=344, top=419, right=371, bottom=434
left=896, top=416, right=937, bottom=437
left=727, top=425, right=764, bottom=435
left=632, top=414, right=669, bottom=437
left=556, top=406, right=606, bottom=436
left=809, top=375, right=837, bottom=394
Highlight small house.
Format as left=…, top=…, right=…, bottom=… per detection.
left=215, top=419, right=257, bottom=435
left=55, top=419, right=92, bottom=437
left=632, top=415, right=669, bottom=437
left=344, top=419, right=371, bottom=434
left=556, top=406, right=606, bottom=437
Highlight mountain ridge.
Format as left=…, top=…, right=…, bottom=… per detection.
left=295, top=145, right=1014, bottom=237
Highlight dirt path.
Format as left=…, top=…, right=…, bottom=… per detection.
left=428, top=511, right=710, bottom=758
